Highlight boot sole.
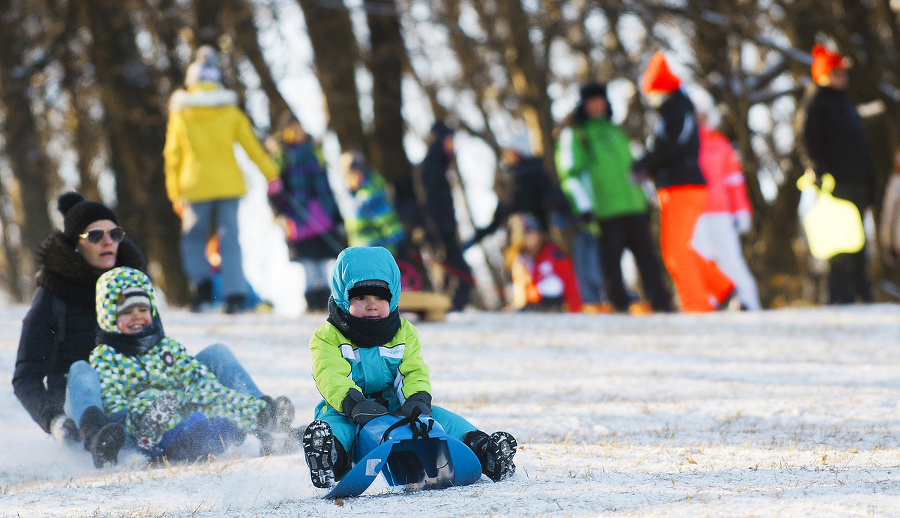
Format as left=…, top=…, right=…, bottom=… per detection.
left=302, top=421, right=336, bottom=488
left=487, top=432, right=517, bottom=481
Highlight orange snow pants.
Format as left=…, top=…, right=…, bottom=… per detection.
left=658, top=185, right=734, bottom=312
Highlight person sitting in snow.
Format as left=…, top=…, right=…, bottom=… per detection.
left=90, top=267, right=301, bottom=462
left=505, top=213, right=582, bottom=313
left=302, top=246, right=517, bottom=488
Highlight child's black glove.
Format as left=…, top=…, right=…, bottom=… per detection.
left=343, top=388, right=388, bottom=425
left=398, top=392, right=432, bottom=417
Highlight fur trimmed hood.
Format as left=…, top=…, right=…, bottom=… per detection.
left=168, top=85, right=239, bottom=113
left=35, top=232, right=146, bottom=308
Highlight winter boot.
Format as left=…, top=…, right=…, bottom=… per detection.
left=257, top=396, right=300, bottom=455
left=301, top=420, right=348, bottom=488
left=79, top=406, right=125, bottom=468
left=224, top=294, right=249, bottom=314
left=50, top=414, right=81, bottom=445
left=134, top=394, right=178, bottom=450
left=304, top=287, right=332, bottom=312
left=190, top=279, right=214, bottom=312
left=463, top=430, right=517, bottom=482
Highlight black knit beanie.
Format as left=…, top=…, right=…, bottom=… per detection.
left=58, top=192, right=119, bottom=243
left=348, top=279, right=392, bottom=302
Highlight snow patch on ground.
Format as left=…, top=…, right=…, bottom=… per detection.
left=1, top=304, right=899, bottom=516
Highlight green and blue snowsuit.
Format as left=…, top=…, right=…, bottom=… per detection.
left=90, top=267, right=265, bottom=451
left=344, top=172, right=406, bottom=254
left=309, top=246, right=476, bottom=453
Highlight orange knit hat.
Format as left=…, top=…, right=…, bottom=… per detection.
left=641, top=52, right=681, bottom=94
left=811, top=44, right=848, bottom=85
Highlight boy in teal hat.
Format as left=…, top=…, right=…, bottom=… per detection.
left=302, top=246, right=517, bottom=488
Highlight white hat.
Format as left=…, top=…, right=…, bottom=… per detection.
left=184, top=45, right=222, bottom=87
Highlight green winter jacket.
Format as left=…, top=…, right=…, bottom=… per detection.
left=555, top=117, right=648, bottom=220
left=309, top=318, right=431, bottom=415
left=90, top=267, right=264, bottom=449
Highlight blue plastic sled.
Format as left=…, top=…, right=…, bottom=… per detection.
left=147, top=411, right=244, bottom=462
left=324, top=413, right=482, bottom=498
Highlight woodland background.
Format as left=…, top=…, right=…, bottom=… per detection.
left=1, top=0, right=899, bottom=308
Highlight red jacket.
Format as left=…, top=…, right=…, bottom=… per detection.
left=698, top=127, right=752, bottom=215
left=523, top=242, right=582, bottom=312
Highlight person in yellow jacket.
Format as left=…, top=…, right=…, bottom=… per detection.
left=163, top=45, right=279, bottom=314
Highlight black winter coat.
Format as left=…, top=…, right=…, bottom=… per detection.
left=803, top=86, right=876, bottom=208
left=633, top=89, right=707, bottom=189
left=471, top=157, right=569, bottom=245
left=420, top=122, right=458, bottom=236
left=12, top=232, right=144, bottom=432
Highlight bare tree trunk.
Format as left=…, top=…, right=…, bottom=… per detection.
left=0, top=5, right=54, bottom=298
left=294, top=0, right=367, bottom=153
left=364, top=0, right=412, bottom=182
left=76, top=0, right=189, bottom=303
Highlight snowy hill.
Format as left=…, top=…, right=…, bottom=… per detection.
left=1, top=304, right=899, bottom=517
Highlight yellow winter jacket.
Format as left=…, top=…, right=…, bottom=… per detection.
left=163, top=83, right=278, bottom=203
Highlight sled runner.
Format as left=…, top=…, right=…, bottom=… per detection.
left=324, top=412, right=482, bottom=498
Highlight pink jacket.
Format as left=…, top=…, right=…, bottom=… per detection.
left=698, top=127, right=752, bottom=215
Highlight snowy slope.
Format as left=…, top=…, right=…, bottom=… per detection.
left=1, top=304, right=900, bottom=517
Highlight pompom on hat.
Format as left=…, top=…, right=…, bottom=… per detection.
left=641, top=52, right=681, bottom=94
left=184, top=45, right=222, bottom=87
left=811, top=44, right=849, bottom=85
left=57, top=192, right=119, bottom=243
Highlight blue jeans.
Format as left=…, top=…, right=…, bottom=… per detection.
left=180, top=198, right=248, bottom=299
left=573, top=229, right=605, bottom=304
left=64, top=343, right=262, bottom=426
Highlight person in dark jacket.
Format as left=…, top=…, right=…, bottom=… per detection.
left=467, top=132, right=569, bottom=249
left=802, top=44, right=875, bottom=304
left=633, top=52, right=734, bottom=312
left=13, top=192, right=144, bottom=467
left=419, top=120, right=474, bottom=311
left=13, top=192, right=274, bottom=469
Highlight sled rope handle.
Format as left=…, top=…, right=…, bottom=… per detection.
left=380, top=407, right=434, bottom=443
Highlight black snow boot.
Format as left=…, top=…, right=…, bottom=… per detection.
left=79, top=406, right=125, bottom=469
left=190, top=278, right=214, bottom=312
left=463, top=430, right=517, bottom=482
left=257, top=396, right=300, bottom=455
left=302, top=420, right=348, bottom=488
left=304, top=288, right=332, bottom=312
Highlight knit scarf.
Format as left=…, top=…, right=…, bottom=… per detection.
left=96, top=317, right=166, bottom=356
left=327, top=297, right=400, bottom=348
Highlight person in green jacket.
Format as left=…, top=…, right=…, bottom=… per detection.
left=301, top=246, right=517, bottom=488
left=555, top=82, right=672, bottom=313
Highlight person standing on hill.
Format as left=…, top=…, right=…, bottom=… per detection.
left=633, top=53, right=734, bottom=312
left=555, top=82, right=672, bottom=314
left=802, top=44, right=875, bottom=304
left=692, top=104, right=761, bottom=311
left=163, top=45, right=280, bottom=314
left=418, top=120, right=474, bottom=312
left=267, top=114, right=346, bottom=312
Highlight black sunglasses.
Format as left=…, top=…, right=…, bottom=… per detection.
left=79, top=227, right=125, bottom=243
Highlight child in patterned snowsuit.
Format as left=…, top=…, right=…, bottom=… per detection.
left=301, top=246, right=517, bottom=489
left=90, top=267, right=297, bottom=461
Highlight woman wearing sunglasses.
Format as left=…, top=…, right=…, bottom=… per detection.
left=14, top=192, right=298, bottom=467
left=13, top=192, right=145, bottom=467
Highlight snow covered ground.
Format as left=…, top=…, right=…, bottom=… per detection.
left=1, top=303, right=899, bottom=517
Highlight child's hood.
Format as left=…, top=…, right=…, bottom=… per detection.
left=96, top=267, right=159, bottom=333
left=331, top=246, right=402, bottom=312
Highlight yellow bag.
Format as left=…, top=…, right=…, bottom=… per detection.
left=796, top=173, right=865, bottom=260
